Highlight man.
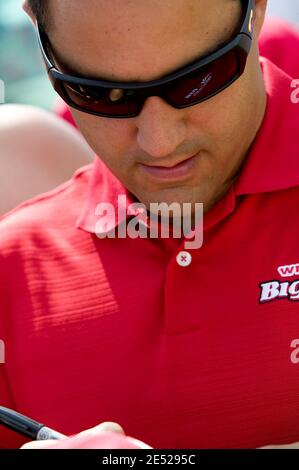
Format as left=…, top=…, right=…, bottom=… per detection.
left=1, top=0, right=299, bottom=449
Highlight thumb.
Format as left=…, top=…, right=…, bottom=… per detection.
left=78, top=422, right=125, bottom=437
left=21, top=421, right=125, bottom=449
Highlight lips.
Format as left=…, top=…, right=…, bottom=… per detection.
left=140, top=152, right=200, bottom=181
left=143, top=153, right=198, bottom=169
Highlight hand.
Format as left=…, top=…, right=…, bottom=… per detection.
left=21, top=422, right=152, bottom=449
left=260, top=441, right=299, bottom=449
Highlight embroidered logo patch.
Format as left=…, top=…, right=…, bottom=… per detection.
left=259, top=263, right=299, bottom=303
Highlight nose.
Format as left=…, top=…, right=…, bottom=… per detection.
left=135, top=96, right=187, bottom=159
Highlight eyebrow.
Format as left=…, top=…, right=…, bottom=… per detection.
left=48, top=46, right=115, bottom=81
left=39, top=0, right=244, bottom=84
left=43, top=16, right=237, bottom=84
left=47, top=38, right=230, bottom=85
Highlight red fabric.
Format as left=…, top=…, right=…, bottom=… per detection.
left=55, top=99, right=77, bottom=128
left=1, top=59, right=299, bottom=449
left=259, top=17, right=299, bottom=78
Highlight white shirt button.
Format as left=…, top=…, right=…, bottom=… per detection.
left=176, top=251, right=192, bottom=267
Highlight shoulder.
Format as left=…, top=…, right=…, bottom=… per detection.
left=0, top=104, right=87, bottom=146
left=0, top=104, right=93, bottom=168
left=0, top=163, right=93, bottom=254
left=0, top=104, right=94, bottom=215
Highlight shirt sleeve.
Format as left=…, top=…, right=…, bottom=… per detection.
left=0, top=249, right=28, bottom=448
left=0, top=369, right=28, bottom=448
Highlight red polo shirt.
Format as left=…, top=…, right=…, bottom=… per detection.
left=1, top=58, right=299, bottom=449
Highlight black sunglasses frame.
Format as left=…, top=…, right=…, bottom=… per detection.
left=36, top=0, right=255, bottom=119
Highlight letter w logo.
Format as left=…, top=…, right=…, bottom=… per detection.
left=278, top=263, right=299, bottom=278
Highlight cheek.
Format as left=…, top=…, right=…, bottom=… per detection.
left=71, top=110, right=133, bottom=159
left=188, top=78, right=251, bottom=149
left=186, top=102, right=237, bottom=159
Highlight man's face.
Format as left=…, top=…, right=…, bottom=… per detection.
left=40, top=0, right=267, bottom=210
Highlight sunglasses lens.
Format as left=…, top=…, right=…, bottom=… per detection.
left=57, top=81, right=139, bottom=117
left=52, top=48, right=240, bottom=117
left=166, top=49, right=239, bottom=106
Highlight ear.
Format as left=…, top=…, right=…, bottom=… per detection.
left=22, top=1, right=36, bottom=24
left=254, top=0, right=268, bottom=37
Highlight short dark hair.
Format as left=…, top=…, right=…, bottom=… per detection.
left=28, top=0, right=48, bottom=28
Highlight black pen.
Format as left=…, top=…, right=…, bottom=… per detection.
left=0, top=406, right=66, bottom=440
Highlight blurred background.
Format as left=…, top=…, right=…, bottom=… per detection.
left=0, top=0, right=299, bottom=110
left=0, top=0, right=56, bottom=109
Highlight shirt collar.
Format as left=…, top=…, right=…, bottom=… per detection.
left=234, top=57, right=299, bottom=195
left=77, top=57, right=299, bottom=235
left=76, top=157, right=136, bottom=234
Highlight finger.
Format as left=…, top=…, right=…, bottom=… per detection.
left=21, top=421, right=129, bottom=449
left=21, top=430, right=151, bottom=449
left=126, top=436, right=153, bottom=449
left=21, top=439, right=60, bottom=449
left=260, top=442, right=299, bottom=449
left=93, top=422, right=125, bottom=434
left=78, top=422, right=125, bottom=438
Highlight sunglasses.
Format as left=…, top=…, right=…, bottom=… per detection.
left=36, top=0, right=254, bottom=119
